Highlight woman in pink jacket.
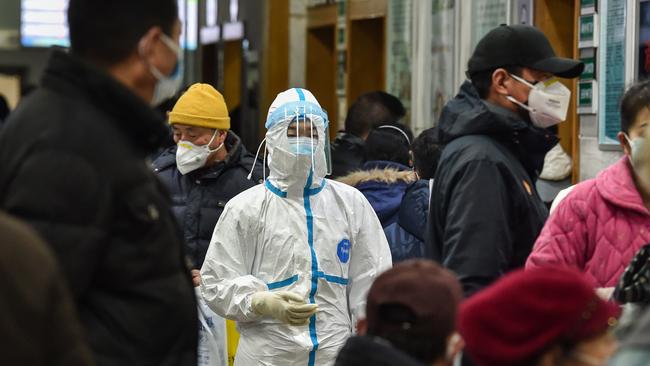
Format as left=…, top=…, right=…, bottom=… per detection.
left=527, top=80, right=650, bottom=289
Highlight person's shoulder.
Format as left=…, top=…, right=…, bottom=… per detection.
left=152, top=146, right=177, bottom=172
left=222, top=183, right=267, bottom=211
left=443, top=134, right=509, bottom=163
left=0, top=213, right=57, bottom=275
left=326, top=178, right=364, bottom=196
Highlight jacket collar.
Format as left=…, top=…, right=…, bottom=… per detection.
left=334, top=132, right=365, bottom=148
left=597, top=157, right=650, bottom=215
left=337, top=161, right=415, bottom=187
left=439, top=80, right=558, bottom=180
left=40, top=50, right=168, bottom=155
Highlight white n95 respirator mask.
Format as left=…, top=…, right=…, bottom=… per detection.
left=507, top=74, right=571, bottom=129
left=175, top=130, right=224, bottom=175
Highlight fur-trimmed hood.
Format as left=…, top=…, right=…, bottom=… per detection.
left=337, top=167, right=416, bottom=187
left=337, top=161, right=415, bottom=227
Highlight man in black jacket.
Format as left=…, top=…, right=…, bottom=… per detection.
left=427, top=25, right=584, bottom=297
left=0, top=1, right=197, bottom=365
left=330, top=91, right=406, bottom=178
left=153, top=83, right=264, bottom=273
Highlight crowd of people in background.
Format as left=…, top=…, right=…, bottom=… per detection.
left=3, top=1, right=650, bottom=366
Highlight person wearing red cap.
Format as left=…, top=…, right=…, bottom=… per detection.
left=335, top=259, right=464, bottom=366
left=459, top=266, right=620, bottom=366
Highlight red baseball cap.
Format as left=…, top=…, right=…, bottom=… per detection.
left=459, top=267, right=621, bottom=366
left=366, top=259, right=463, bottom=339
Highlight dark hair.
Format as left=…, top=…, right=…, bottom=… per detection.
left=364, top=123, right=413, bottom=166
left=68, top=0, right=178, bottom=66
left=620, top=79, right=650, bottom=134
left=411, top=127, right=441, bottom=180
left=470, top=65, right=523, bottom=99
left=345, top=91, right=406, bottom=137
left=0, top=94, right=9, bottom=123
left=368, top=304, right=448, bottom=363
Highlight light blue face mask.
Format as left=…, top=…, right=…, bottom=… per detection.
left=288, top=136, right=316, bottom=155
left=149, top=34, right=183, bottom=106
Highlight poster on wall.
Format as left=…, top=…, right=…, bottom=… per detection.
left=470, top=0, right=510, bottom=51
left=386, top=0, right=412, bottom=122
left=21, top=0, right=69, bottom=47
left=515, top=0, right=533, bottom=25
left=581, top=0, right=597, bottom=14
left=638, top=0, right=650, bottom=80
left=578, top=13, right=599, bottom=48
left=598, top=0, right=626, bottom=148
left=431, top=0, right=456, bottom=121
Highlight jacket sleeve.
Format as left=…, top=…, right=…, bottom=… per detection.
left=347, top=195, right=393, bottom=324
left=2, top=150, right=111, bottom=298
left=437, top=160, right=516, bottom=296
left=200, top=202, right=267, bottom=322
left=526, top=193, right=588, bottom=270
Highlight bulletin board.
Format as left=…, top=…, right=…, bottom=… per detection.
left=597, top=0, right=626, bottom=149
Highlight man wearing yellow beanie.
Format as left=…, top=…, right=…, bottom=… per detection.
left=153, top=83, right=264, bottom=270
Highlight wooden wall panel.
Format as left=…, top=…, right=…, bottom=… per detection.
left=306, top=25, right=338, bottom=139
left=535, top=0, right=579, bottom=182
left=261, top=0, right=290, bottom=136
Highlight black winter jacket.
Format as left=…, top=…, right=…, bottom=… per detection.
left=335, top=336, right=424, bottom=366
left=0, top=51, right=197, bottom=365
left=330, top=132, right=365, bottom=178
left=153, top=132, right=264, bottom=268
left=427, top=81, right=555, bottom=297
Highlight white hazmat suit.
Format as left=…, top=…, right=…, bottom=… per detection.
left=200, top=88, right=392, bottom=366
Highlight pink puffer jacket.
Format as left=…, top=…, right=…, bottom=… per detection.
left=526, top=157, right=650, bottom=287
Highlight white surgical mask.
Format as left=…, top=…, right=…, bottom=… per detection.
left=625, top=132, right=650, bottom=194
left=506, top=74, right=571, bottom=129
left=149, top=34, right=183, bottom=106
left=288, top=136, right=316, bottom=155
left=175, top=130, right=224, bottom=175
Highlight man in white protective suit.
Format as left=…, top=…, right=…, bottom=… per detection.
left=200, top=87, right=392, bottom=366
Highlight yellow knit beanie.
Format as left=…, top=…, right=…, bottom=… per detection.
left=168, top=83, right=231, bottom=130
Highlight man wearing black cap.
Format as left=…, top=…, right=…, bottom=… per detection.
left=426, top=25, right=584, bottom=297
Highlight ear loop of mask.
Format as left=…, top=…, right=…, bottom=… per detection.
left=248, top=137, right=267, bottom=181
left=207, top=129, right=224, bottom=153
left=506, top=74, right=535, bottom=113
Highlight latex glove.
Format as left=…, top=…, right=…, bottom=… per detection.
left=251, top=291, right=318, bottom=326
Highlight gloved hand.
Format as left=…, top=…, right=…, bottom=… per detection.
left=251, top=291, right=318, bottom=326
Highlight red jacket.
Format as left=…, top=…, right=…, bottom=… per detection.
left=527, top=157, right=650, bottom=287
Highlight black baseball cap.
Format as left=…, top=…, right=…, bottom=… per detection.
left=467, top=24, right=584, bottom=79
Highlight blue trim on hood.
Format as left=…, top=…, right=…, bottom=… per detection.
left=265, top=100, right=329, bottom=130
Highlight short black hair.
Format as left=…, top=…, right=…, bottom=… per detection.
left=68, top=0, right=178, bottom=66
left=345, top=91, right=406, bottom=137
left=364, top=123, right=413, bottom=166
left=620, top=79, right=650, bottom=134
left=469, top=65, right=523, bottom=99
left=411, top=127, right=441, bottom=180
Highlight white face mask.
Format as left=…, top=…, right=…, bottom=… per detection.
left=288, top=136, right=317, bottom=155
left=506, top=74, right=571, bottom=129
left=175, top=130, right=224, bottom=175
left=625, top=132, right=650, bottom=193
left=149, top=34, right=183, bottom=106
